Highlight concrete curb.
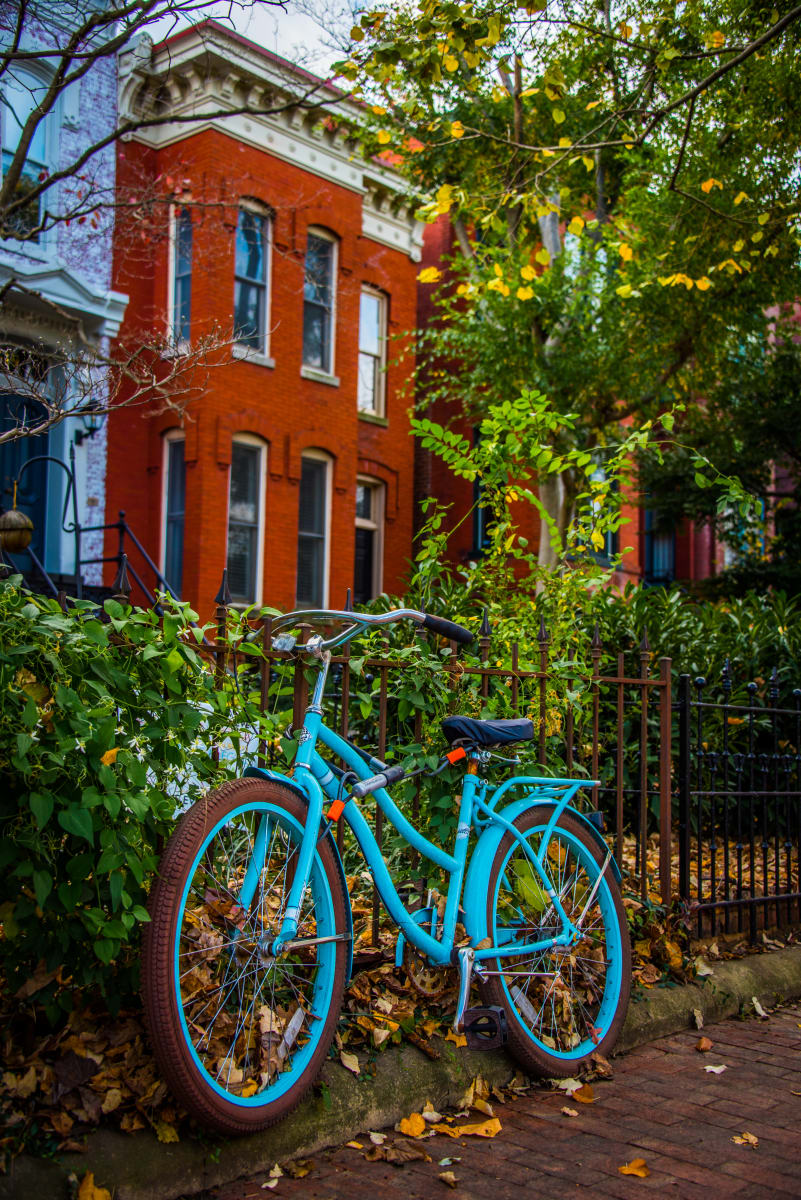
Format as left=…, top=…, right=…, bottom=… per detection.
left=3, top=946, right=800, bottom=1200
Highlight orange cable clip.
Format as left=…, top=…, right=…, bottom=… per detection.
left=445, top=746, right=467, bottom=764
left=325, top=798, right=347, bottom=822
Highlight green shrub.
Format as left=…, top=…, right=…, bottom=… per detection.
left=0, top=578, right=253, bottom=1016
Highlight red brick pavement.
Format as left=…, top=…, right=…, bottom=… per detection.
left=209, top=1004, right=801, bottom=1200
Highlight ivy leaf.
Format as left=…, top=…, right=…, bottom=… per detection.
left=58, top=806, right=95, bottom=844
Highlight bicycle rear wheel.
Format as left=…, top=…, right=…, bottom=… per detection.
left=481, top=805, right=630, bottom=1076
left=143, top=777, right=348, bottom=1134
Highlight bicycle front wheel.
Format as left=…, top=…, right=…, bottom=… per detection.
left=143, top=777, right=349, bottom=1135
left=481, top=805, right=630, bottom=1076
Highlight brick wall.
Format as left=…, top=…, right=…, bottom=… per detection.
left=108, top=127, right=417, bottom=617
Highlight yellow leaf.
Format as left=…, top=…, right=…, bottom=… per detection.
left=535, top=247, right=551, bottom=266
left=710, top=30, right=725, bottom=48
left=444, top=54, right=458, bottom=72
left=733, top=239, right=745, bottom=252
left=371, top=105, right=386, bottom=115
left=372, top=1027, right=391, bottom=1046
left=732, top=1131, right=759, bottom=1147
left=445, top=1030, right=467, bottom=1047
left=520, top=264, right=536, bottom=280
left=701, top=178, right=721, bottom=194
left=568, top=216, right=584, bottom=236
left=377, top=130, right=391, bottom=145
left=558, top=136, right=571, bottom=147
left=432, top=1118, right=503, bottom=1138
left=516, top=286, right=534, bottom=300
left=585, top=100, right=602, bottom=110
left=695, top=277, right=712, bottom=291
left=752, top=231, right=764, bottom=243
left=240, top=1080, right=258, bottom=1097
left=350, top=25, right=365, bottom=41
left=561, top=1106, right=579, bottom=1117
left=582, top=155, right=594, bottom=172
left=734, top=191, right=748, bottom=205
left=618, top=243, right=633, bottom=261
left=418, top=267, right=441, bottom=284
left=398, top=1112, right=427, bottom=1137
left=487, top=279, right=510, bottom=296
left=346, top=1140, right=363, bottom=1149
left=552, top=108, right=565, bottom=124
left=100, top=748, right=119, bottom=766
left=619, top=1158, right=650, bottom=1178
left=758, top=213, right=769, bottom=224
left=77, top=1174, right=112, bottom=1200
left=464, top=50, right=480, bottom=68
left=154, top=1119, right=180, bottom=1143
left=340, top=1050, right=360, bottom=1075
left=572, top=1083, right=595, bottom=1103
left=493, top=263, right=503, bottom=277
left=616, top=284, right=633, bottom=298
left=439, top=1172, right=459, bottom=1188
left=450, top=120, right=465, bottom=139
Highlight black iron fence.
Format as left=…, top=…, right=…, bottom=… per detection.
left=676, top=665, right=801, bottom=938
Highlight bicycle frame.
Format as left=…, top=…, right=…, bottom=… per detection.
left=256, top=650, right=601, bottom=970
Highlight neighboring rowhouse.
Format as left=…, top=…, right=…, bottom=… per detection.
left=414, top=216, right=722, bottom=589
left=108, top=21, right=422, bottom=615
left=0, top=6, right=127, bottom=591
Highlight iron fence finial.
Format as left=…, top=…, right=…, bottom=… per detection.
left=112, top=553, right=131, bottom=603
left=770, top=666, right=779, bottom=701
left=344, top=587, right=353, bottom=613
left=639, top=629, right=650, bottom=653
left=722, top=657, right=732, bottom=693
left=214, top=567, right=232, bottom=608
left=538, top=614, right=549, bottom=644
left=591, top=621, right=602, bottom=650
left=480, top=607, right=491, bottom=639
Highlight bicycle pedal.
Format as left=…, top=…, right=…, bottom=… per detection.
left=463, top=1006, right=508, bottom=1050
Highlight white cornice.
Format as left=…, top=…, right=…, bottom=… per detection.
left=0, top=259, right=129, bottom=338
left=118, top=23, right=423, bottom=262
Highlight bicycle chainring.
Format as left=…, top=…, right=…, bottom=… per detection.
left=403, top=943, right=453, bottom=1000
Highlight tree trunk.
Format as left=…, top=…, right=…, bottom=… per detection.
left=537, top=470, right=568, bottom=571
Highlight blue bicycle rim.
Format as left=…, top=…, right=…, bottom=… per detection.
left=491, top=822, right=623, bottom=1061
left=173, top=801, right=338, bottom=1108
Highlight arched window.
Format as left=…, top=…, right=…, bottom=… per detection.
left=358, top=288, right=387, bottom=417
left=302, top=229, right=337, bottom=377
left=169, top=206, right=193, bottom=344
left=296, top=450, right=331, bottom=608
left=1, top=67, right=50, bottom=242
left=234, top=202, right=271, bottom=355
left=161, top=430, right=186, bottom=595
left=227, top=434, right=267, bottom=605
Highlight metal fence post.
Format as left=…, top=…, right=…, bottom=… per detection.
left=658, top=657, right=672, bottom=907
left=677, top=673, right=691, bottom=904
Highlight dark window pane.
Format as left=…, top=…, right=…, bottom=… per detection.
left=173, top=210, right=192, bottom=341
left=164, top=439, right=185, bottom=595
left=299, top=458, right=325, bottom=534
left=227, top=442, right=261, bottom=602
left=176, top=208, right=192, bottom=273
left=304, top=235, right=333, bottom=305
left=302, top=303, right=328, bottom=370
left=355, top=483, right=372, bottom=520
left=2, top=151, right=41, bottom=241
left=236, top=210, right=266, bottom=282
left=296, top=457, right=327, bottom=607
left=354, top=526, right=374, bottom=604
left=234, top=279, right=264, bottom=349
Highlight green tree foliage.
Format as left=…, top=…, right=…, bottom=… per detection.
left=341, top=0, right=801, bottom=565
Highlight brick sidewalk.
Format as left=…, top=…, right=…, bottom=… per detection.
left=209, top=1004, right=801, bottom=1200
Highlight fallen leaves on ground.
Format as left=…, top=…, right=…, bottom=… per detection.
left=570, top=1084, right=595, bottom=1104
left=430, top=1117, right=502, bottom=1138
left=339, top=1050, right=360, bottom=1075
left=77, top=1173, right=112, bottom=1200
left=732, top=1131, right=759, bottom=1148
left=283, top=1158, right=314, bottom=1177
left=364, top=1138, right=431, bottom=1165
left=752, top=996, right=769, bottom=1019
left=695, top=1036, right=713, bottom=1053
left=561, top=1106, right=579, bottom=1117
left=618, top=1158, right=650, bottom=1178
left=398, top=1112, right=427, bottom=1138
left=439, top=1170, right=459, bottom=1187
left=704, top=1064, right=727, bottom=1074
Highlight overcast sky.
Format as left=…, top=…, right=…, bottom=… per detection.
left=151, top=2, right=346, bottom=76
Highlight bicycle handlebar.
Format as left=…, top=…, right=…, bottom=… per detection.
left=269, top=606, right=473, bottom=652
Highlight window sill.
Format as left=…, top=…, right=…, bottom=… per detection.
left=232, top=344, right=275, bottom=369
left=301, top=365, right=339, bottom=387
left=358, top=411, right=388, bottom=428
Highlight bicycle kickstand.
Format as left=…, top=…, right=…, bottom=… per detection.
left=453, top=946, right=475, bottom=1034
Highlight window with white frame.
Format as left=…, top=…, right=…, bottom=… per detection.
left=354, top=477, right=384, bottom=604
left=234, top=206, right=270, bottom=352
left=227, top=436, right=266, bottom=604
left=302, top=230, right=336, bottom=374
left=296, top=452, right=330, bottom=607
left=358, top=288, right=387, bottom=416
left=170, top=206, right=192, bottom=344
left=1, top=68, right=50, bottom=242
left=162, top=432, right=186, bottom=595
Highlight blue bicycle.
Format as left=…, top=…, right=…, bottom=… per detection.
left=143, top=608, right=631, bottom=1134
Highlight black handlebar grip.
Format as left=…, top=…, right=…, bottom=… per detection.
left=351, top=763, right=406, bottom=799
left=421, top=613, right=474, bottom=645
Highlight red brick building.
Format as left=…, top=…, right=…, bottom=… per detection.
left=107, top=22, right=422, bottom=615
